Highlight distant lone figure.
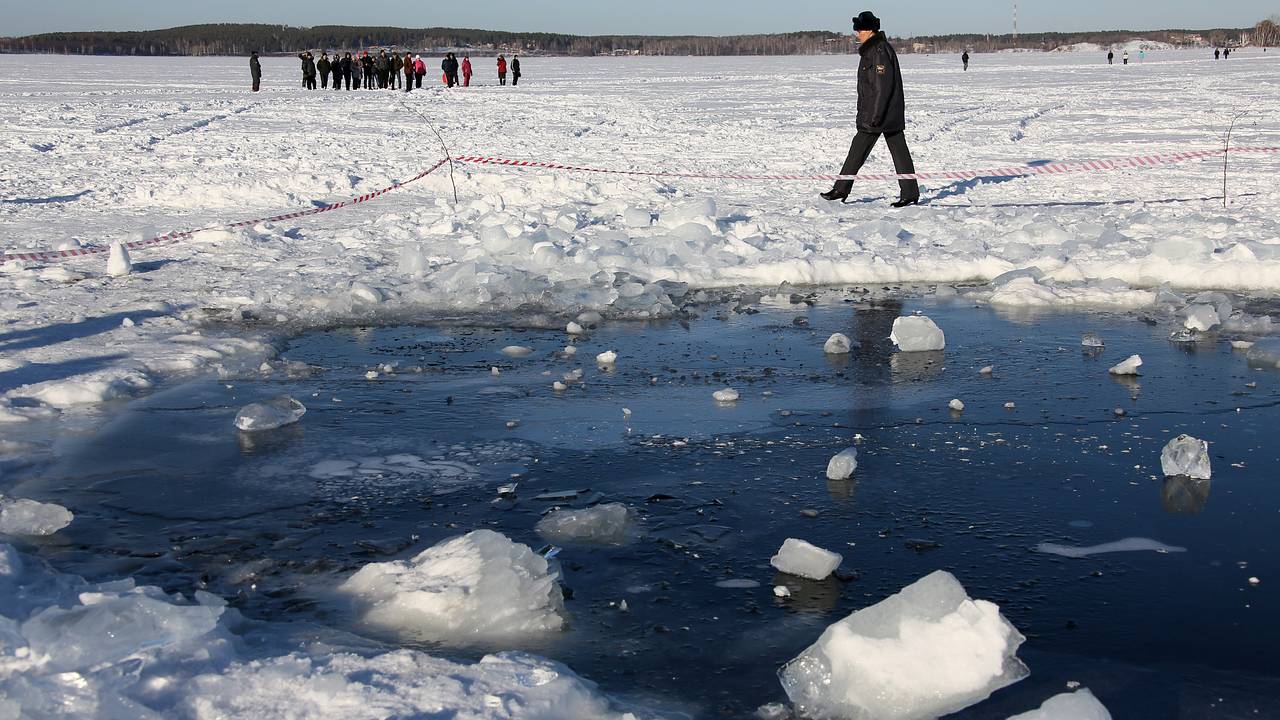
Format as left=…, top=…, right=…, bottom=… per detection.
left=250, top=51, right=262, bottom=92
left=1122, top=50, right=1129, bottom=65
left=512, top=55, right=522, bottom=86
left=462, top=55, right=473, bottom=87
left=1214, top=48, right=1220, bottom=60
left=497, top=55, right=508, bottom=85
left=1224, top=47, right=1231, bottom=59
left=961, top=51, right=969, bottom=71
left=1107, top=50, right=1114, bottom=64
left=820, top=11, right=919, bottom=208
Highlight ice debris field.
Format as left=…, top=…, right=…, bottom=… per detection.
left=1, top=50, right=1280, bottom=718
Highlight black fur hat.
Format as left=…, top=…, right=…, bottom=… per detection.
left=852, top=11, right=881, bottom=32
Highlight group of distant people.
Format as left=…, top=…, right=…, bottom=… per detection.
left=247, top=49, right=522, bottom=92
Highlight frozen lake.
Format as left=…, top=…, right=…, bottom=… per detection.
left=2, top=51, right=1280, bottom=718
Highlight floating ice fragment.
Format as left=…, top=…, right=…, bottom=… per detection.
left=596, top=350, right=618, bottom=365
left=566, top=322, right=584, bottom=335
left=1080, top=332, right=1104, bottom=348
left=1007, top=689, right=1112, bottom=720
left=1231, top=340, right=1255, bottom=350
left=338, top=529, right=564, bottom=642
left=0, top=498, right=74, bottom=536
left=564, top=345, right=577, bottom=356
left=716, top=579, right=761, bottom=589
left=576, top=311, right=604, bottom=328
left=233, top=396, right=306, bottom=432
left=1108, top=355, right=1142, bottom=375
left=770, top=538, right=841, bottom=580
left=553, top=381, right=568, bottom=392
left=949, top=399, right=965, bottom=412
left=106, top=241, right=132, bottom=276
left=713, top=388, right=739, bottom=403
left=121, top=317, right=135, bottom=328
left=890, top=316, right=945, bottom=352
left=826, top=448, right=858, bottom=480
left=365, top=370, right=379, bottom=380
left=979, top=366, right=994, bottom=375
left=779, top=570, right=1028, bottom=720
left=536, top=504, right=634, bottom=545
left=1033, top=537, right=1186, bottom=558
left=824, top=333, right=853, bottom=355
left=1183, top=304, right=1220, bottom=332
left=1160, top=434, right=1211, bottom=479
left=774, top=585, right=791, bottom=598
left=501, top=346, right=534, bottom=358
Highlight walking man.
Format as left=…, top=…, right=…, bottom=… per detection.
left=961, top=50, right=969, bottom=71
left=250, top=51, right=262, bottom=92
left=820, top=11, right=919, bottom=207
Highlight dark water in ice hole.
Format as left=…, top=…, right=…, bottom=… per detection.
left=9, top=295, right=1280, bottom=719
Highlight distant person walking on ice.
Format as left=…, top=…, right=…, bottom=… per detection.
left=820, top=11, right=919, bottom=207
left=961, top=51, right=969, bottom=71
left=250, top=51, right=262, bottom=92
left=512, top=55, right=522, bottom=86
left=1224, top=47, right=1231, bottom=59
left=1214, top=48, right=1220, bottom=60
left=1107, top=50, right=1114, bottom=64
left=497, top=55, right=508, bottom=85
left=462, top=55, right=473, bottom=86
left=1122, top=51, right=1129, bottom=65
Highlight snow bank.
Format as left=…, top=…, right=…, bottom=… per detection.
left=337, top=529, right=565, bottom=642
left=536, top=504, right=635, bottom=545
left=779, top=570, right=1027, bottom=720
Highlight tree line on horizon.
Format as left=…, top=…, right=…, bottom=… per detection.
left=0, top=22, right=1268, bottom=57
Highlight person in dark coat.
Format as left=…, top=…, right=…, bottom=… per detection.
left=250, top=51, right=262, bottom=92
left=375, top=51, right=389, bottom=88
left=403, top=52, right=414, bottom=92
left=1214, top=48, right=1220, bottom=60
left=1107, top=50, right=1114, bottom=64
left=961, top=50, right=969, bottom=71
left=1224, top=47, right=1230, bottom=59
left=362, top=52, right=374, bottom=88
left=820, top=11, right=919, bottom=207
left=299, top=51, right=317, bottom=89
left=511, top=55, right=522, bottom=86
left=442, top=52, right=460, bottom=87
left=317, top=52, right=331, bottom=88
left=340, top=53, right=354, bottom=90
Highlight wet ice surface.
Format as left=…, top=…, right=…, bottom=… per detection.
left=7, top=293, right=1280, bottom=718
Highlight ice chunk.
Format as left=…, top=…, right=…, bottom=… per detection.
left=622, top=207, right=652, bottom=228
left=890, top=316, right=945, bottom=352
left=350, top=282, right=385, bottom=304
left=949, top=399, right=965, bottom=412
left=826, top=448, right=858, bottom=480
left=536, top=504, right=634, bottom=545
left=596, top=350, right=617, bottom=365
left=779, top=570, right=1028, bottom=720
left=501, top=345, right=534, bottom=358
left=1034, top=537, right=1185, bottom=558
left=824, top=333, right=852, bottom=355
left=233, top=395, right=306, bottom=432
left=1108, top=354, right=1142, bottom=375
left=1007, top=689, right=1112, bottom=720
left=397, top=243, right=428, bottom=276
left=0, top=499, right=73, bottom=537
left=1080, top=332, right=1104, bottom=348
left=770, top=538, right=842, bottom=580
left=337, top=529, right=564, bottom=642
left=566, top=321, right=585, bottom=335
left=1183, top=304, right=1220, bottom=332
left=1161, top=434, right=1211, bottom=479
left=713, top=388, right=739, bottom=403
left=106, top=241, right=132, bottom=276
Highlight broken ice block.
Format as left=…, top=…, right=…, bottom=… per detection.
left=338, top=529, right=564, bottom=642
left=770, top=538, right=842, bottom=580
left=0, top=498, right=74, bottom=536
left=1006, top=689, right=1112, bottom=720
left=826, top=448, right=858, bottom=480
left=1160, top=434, right=1211, bottom=479
left=501, top=346, right=534, bottom=357
left=779, top=570, right=1028, bottom=720
left=1080, top=332, right=1104, bottom=348
left=890, top=316, right=945, bottom=352
left=535, top=503, right=634, bottom=545
left=1108, top=354, right=1142, bottom=375
left=713, top=388, right=739, bottom=403
left=1183, top=304, right=1220, bottom=332
left=824, top=333, right=853, bottom=355
left=596, top=350, right=618, bottom=365
left=949, top=399, right=965, bottom=412
left=233, top=395, right=306, bottom=432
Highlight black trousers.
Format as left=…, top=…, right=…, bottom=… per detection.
left=321, top=73, right=329, bottom=88
left=512, top=73, right=520, bottom=86
left=499, top=73, right=506, bottom=85
left=304, top=75, right=316, bottom=90
left=416, top=73, right=424, bottom=88
left=446, top=72, right=458, bottom=87
left=838, top=130, right=919, bottom=200
left=251, top=78, right=260, bottom=92
left=404, top=71, right=413, bottom=91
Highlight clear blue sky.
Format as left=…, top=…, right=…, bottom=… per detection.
left=1, top=0, right=1272, bottom=37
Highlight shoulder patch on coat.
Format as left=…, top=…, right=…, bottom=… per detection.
left=876, top=64, right=886, bottom=75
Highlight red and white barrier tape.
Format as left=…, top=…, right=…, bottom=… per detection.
left=1, top=158, right=449, bottom=265
left=453, top=146, right=1280, bottom=182
left=6, top=146, right=1278, bottom=265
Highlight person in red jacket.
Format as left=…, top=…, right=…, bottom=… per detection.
left=413, top=55, right=427, bottom=88
left=497, top=55, right=507, bottom=86
left=461, top=55, right=473, bottom=87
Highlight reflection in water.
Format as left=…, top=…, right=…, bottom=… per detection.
left=1162, top=475, right=1211, bottom=515
left=826, top=477, right=858, bottom=503
left=890, top=350, right=946, bottom=383
left=236, top=424, right=305, bottom=455
left=771, top=573, right=844, bottom=614
left=1110, top=374, right=1142, bottom=400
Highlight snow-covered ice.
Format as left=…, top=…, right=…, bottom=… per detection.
left=770, top=538, right=842, bottom=580
left=1160, top=434, right=1211, bottom=479
left=1006, top=689, right=1112, bottom=720
left=536, top=503, right=635, bottom=545
left=0, top=498, right=73, bottom=537
left=1108, top=354, right=1142, bottom=375
left=890, top=316, right=946, bottom=352
left=823, top=333, right=853, bottom=354
left=337, top=529, right=565, bottom=642
left=779, top=570, right=1028, bottom=720
left=233, top=395, right=307, bottom=432
left=825, top=448, right=858, bottom=480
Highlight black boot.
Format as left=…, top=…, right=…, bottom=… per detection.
left=820, top=180, right=853, bottom=202
left=891, top=196, right=919, bottom=208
